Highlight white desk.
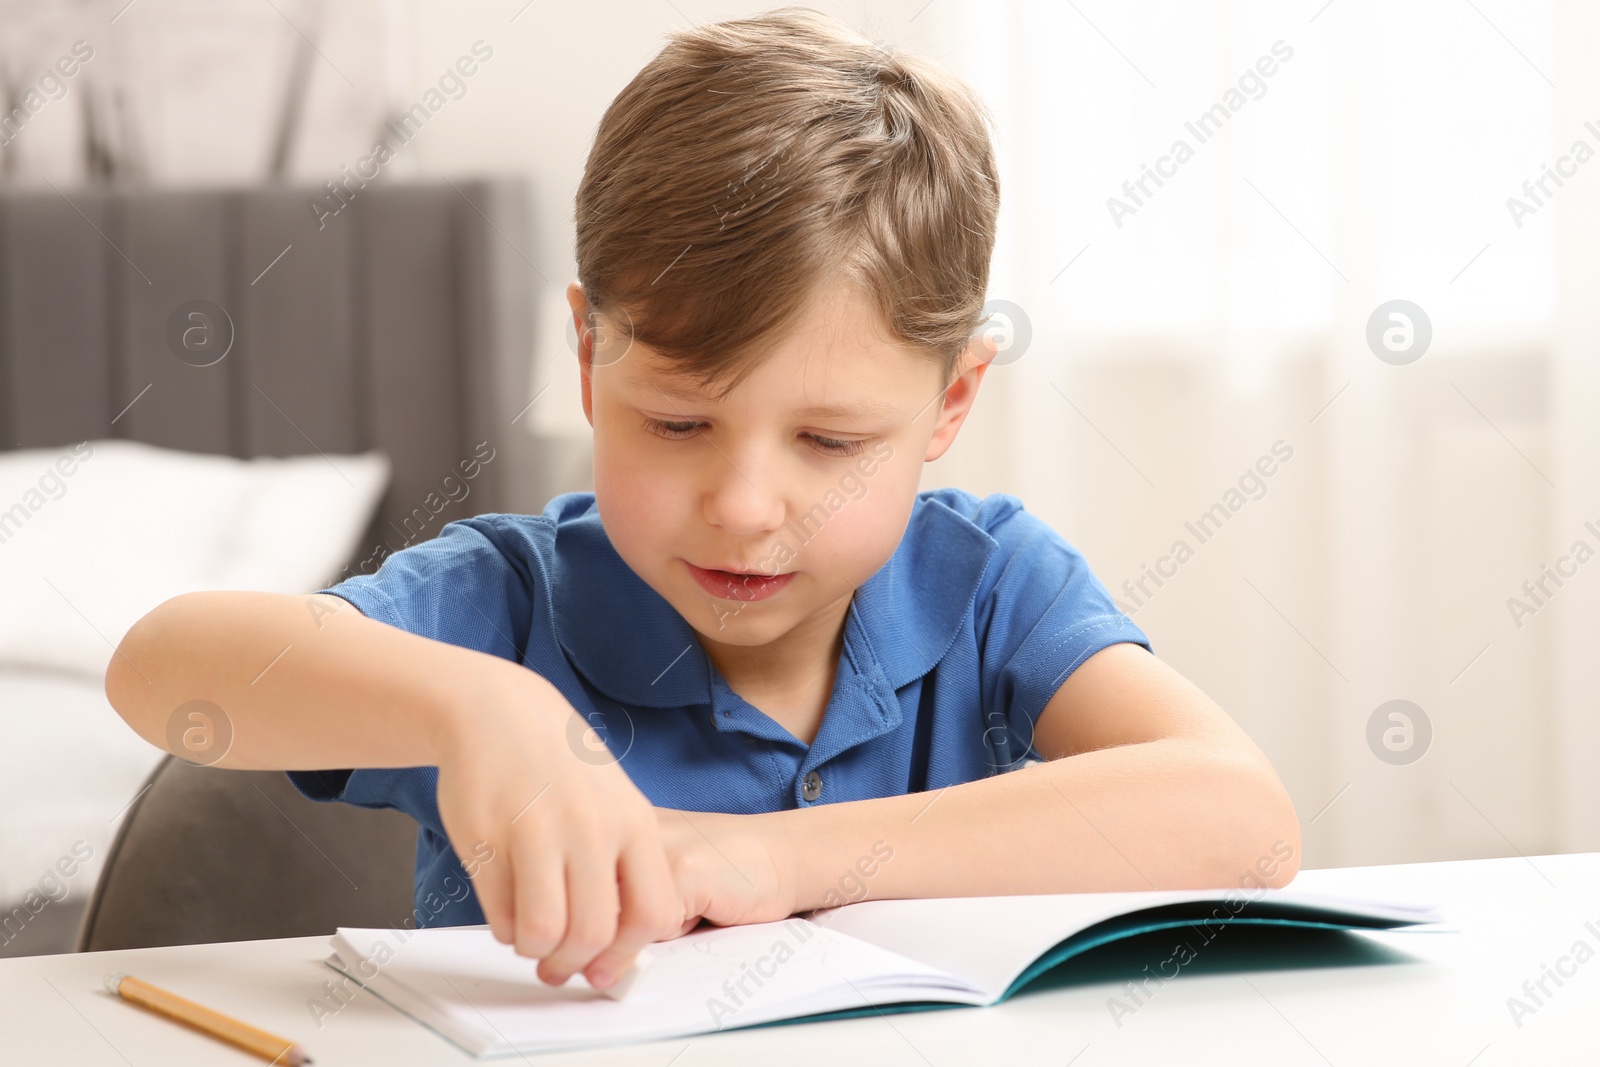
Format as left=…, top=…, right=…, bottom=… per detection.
left=4, top=853, right=1597, bottom=1065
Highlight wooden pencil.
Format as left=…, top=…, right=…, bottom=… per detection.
left=106, top=973, right=312, bottom=1065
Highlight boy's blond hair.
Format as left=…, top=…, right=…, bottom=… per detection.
left=574, top=6, right=1000, bottom=395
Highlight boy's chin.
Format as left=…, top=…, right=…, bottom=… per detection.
left=678, top=597, right=808, bottom=647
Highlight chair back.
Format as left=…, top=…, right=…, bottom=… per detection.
left=76, top=756, right=418, bottom=951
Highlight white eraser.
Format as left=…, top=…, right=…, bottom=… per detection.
left=598, top=949, right=653, bottom=1001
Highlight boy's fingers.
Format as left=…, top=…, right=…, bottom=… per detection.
left=540, top=842, right=620, bottom=985
left=583, top=837, right=680, bottom=985
left=511, top=831, right=567, bottom=961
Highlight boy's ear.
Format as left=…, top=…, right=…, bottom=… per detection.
left=924, top=331, right=996, bottom=463
left=566, top=281, right=596, bottom=427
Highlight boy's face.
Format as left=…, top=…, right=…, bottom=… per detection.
left=566, top=279, right=989, bottom=652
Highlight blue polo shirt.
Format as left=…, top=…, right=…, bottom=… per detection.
left=287, top=488, right=1150, bottom=927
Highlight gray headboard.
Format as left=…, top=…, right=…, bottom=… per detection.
left=0, top=177, right=544, bottom=578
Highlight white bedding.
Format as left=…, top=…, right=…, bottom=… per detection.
left=0, top=667, right=164, bottom=904
left=0, top=440, right=391, bottom=677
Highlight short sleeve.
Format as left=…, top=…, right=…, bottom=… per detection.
left=312, top=516, right=537, bottom=660
left=975, top=496, right=1152, bottom=746
left=286, top=515, right=541, bottom=806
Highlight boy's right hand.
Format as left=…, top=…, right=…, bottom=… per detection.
left=433, top=668, right=683, bottom=991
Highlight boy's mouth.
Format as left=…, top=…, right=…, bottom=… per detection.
left=684, top=561, right=796, bottom=602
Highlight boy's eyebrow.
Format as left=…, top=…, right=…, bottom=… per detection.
left=632, top=377, right=901, bottom=420
left=789, top=400, right=900, bottom=420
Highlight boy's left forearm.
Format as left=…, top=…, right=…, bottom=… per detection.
left=768, top=739, right=1301, bottom=912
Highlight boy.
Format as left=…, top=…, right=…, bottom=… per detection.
left=107, top=7, right=1298, bottom=995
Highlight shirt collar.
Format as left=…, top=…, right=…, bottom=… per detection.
left=550, top=492, right=999, bottom=709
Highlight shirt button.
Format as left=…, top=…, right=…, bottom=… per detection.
left=802, top=770, right=823, bottom=802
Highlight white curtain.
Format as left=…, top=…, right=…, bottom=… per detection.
left=919, top=0, right=1600, bottom=867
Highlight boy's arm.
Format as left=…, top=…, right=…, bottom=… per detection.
left=665, top=642, right=1300, bottom=918
left=106, top=591, right=517, bottom=771
left=107, top=590, right=683, bottom=988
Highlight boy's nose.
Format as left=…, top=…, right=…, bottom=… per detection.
left=700, top=453, right=786, bottom=537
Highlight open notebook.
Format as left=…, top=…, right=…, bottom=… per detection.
left=326, top=886, right=1443, bottom=1058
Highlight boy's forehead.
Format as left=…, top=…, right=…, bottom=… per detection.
left=604, top=276, right=943, bottom=397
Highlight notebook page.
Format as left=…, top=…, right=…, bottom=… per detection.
left=332, top=918, right=978, bottom=1056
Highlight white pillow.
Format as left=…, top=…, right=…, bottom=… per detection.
left=0, top=439, right=390, bottom=678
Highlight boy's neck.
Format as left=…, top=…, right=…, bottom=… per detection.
left=695, top=592, right=853, bottom=747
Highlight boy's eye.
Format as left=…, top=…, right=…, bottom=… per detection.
left=639, top=416, right=868, bottom=457
left=806, top=433, right=866, bottom=457
left=643, top=416, right=701, bottom=439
